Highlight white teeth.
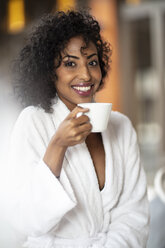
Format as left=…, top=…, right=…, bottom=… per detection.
left=72, top=86, right=91, bottom=92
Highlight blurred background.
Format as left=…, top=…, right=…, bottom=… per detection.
left=0, top=0, right=165, bottom=247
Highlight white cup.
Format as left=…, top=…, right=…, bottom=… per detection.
left=77, top=102, right=112, bottom=132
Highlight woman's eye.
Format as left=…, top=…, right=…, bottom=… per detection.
left=89, top=60, right=98, bottom=66
left=64, top=61, right=76, bottom=67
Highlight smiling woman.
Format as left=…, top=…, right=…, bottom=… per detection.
left=13, top=10, right=110, bottom=113
left=8, top=9, right=149, bottom=248
left=55, top=36, right=102, bottom=110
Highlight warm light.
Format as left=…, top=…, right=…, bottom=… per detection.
left=8, top=0, right=25, bottom=34
left=90, top=0, right=121, bottom=111
left=56, top=0, right=75, bottom=11
left=126, top=0, right=140, bottom=4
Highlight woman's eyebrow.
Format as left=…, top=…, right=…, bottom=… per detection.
left=87, top=53, right=98, bottom=59
left=62, top=53, right=98, bottom=60
left=63, top=55, right=79, bottom=60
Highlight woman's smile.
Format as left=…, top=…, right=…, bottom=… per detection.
left=55, top=36, right=102, bottom=110
left=71, top=82, right=94, bottom=96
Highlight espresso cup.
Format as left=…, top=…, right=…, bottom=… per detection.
left=77, top=102, right=112, bottom=132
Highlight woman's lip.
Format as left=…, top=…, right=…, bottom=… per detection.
left=72, top=86, right=93, bottom=96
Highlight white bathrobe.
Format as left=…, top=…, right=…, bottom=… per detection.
left=7, top=97, right=149, bottom=248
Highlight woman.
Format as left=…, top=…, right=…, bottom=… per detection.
left=8, top=10, right=149, bottom=248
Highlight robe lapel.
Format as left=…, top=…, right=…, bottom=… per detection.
left=101, top=124, right=124, bottom=213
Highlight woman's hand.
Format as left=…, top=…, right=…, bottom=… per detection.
left=53, top=106, right=92, bottom=147
left=43, top=106, right=92, bottom=177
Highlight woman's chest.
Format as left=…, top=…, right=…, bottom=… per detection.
left=85, top=133, right=105, bottom=191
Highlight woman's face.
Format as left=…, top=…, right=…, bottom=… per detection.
left=55, top=36, right=102, bottom=111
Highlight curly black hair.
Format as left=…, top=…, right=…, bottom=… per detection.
left=13, top=10, right=112, bottom=112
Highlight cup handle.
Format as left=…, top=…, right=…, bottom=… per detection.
left=154, top=167, right=165, bottom=202
left=76, top=112, right=83, bottom=118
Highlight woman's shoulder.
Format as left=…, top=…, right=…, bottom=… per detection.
left=13, top=106, right=53, bottom=132
left=110, top=111, right=132, bottom=128
left=109, top=111, right=135, bottom=140
left=18, top=106, right=52, bottom=121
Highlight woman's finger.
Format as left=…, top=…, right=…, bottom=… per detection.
left=66, top=106, right=89, bottom=120
left=72, top=115, right=92, bottom=131
left=77, top=129, right=92, bottom=142
left=74, top=114, right=90, bottom=125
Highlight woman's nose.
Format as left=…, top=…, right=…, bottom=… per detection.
left=79, top=65, right=91, bottom=81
